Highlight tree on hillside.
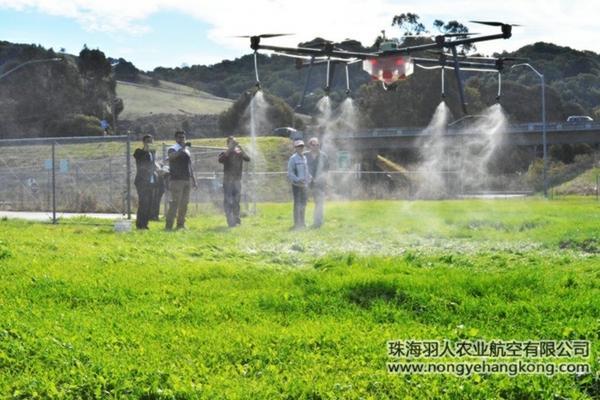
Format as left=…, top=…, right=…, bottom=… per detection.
left=392, top=13, right=427, bottom=35
left=78, top=46, right=111, bottom=79
left=112, top=58, right=140, bottom=82
left=219, top=89, right=304, bottom=136
left=77, top=46, right=120, bottom=122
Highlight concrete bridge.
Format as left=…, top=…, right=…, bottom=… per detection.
left=328, top=121, right=600, bottom=151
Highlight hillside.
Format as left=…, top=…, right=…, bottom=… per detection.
left=150, top=42, right=600, bottom=126
left=117, top=80, right=232, bottom=120
left=554, top=166, right=600, bottom=196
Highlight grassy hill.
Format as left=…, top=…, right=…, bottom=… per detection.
left=117, top=80, right=233, bottom=120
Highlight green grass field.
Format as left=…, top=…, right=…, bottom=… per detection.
left=0, top=198, right=598, bottom=399
left=116, top=80, right=232, bottom=120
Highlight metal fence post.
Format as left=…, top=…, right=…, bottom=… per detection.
left=108, top=157, right=113, bottom=207
left=51, top=141, right=56, bottom=224
left=163, top=143, right=168, bottom=216
left=126, top=134, right=131, bottom=219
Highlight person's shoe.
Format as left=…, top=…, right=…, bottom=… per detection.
left=176, top=225, right=186, bottom=230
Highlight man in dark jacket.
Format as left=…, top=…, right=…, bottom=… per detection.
left=133, top=134, right=157, bottom=229
left=165, top=131, right=197, bottom=230
left=218, top=136, right=250, bottom=227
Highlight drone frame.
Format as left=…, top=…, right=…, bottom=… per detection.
left=244, top=21, right=518, bottom=114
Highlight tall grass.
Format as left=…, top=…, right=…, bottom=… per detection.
left=0, top=199, right=598, bottom=398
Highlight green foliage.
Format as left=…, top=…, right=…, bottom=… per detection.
left=0, top=199, right=598, bottom=398
left=111, top=57, right=140, bottom=82
left=218, top=89, right=304, bottom=135
left=0, top=42, right=119, bottom=138
left=151, top=53, right=371, bottom=115
left=78, top=46, right=111, bottom=80
left=392, top=13, right=427, bottom=35
left=47, top=114, right=104, bottom=137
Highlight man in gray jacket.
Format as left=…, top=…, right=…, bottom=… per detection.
left=287, top=139, right=311, bottom=229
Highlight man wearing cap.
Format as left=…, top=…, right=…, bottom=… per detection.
left=287, top=139, right=311, bottom=229
left=218, top=136, right=250, bottom=227
left=305, top=137, right=329, bottom=228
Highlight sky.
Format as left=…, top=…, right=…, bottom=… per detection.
left=1, top=0, right=599, bottom=71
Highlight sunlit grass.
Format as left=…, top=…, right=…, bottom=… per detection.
left=0, top=198, right=598, bottom=398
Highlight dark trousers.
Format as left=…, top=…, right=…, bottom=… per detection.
left=166, top=179, right=191, bottom=229
left=150, top=177, right=165, bottom=220
left=292, top=185, right=308, bottom=228
left=135, top=183, right=154, bottom=229
left=223, top=179, right=242, bottom=227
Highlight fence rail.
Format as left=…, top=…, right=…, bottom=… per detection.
left=5, top=135, right=590, bottom=222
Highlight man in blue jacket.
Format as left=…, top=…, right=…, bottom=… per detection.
left=287, top=139, right=311, bottom=230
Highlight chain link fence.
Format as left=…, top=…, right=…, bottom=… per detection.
left=1, top=135, right=562, bottom=223
left=0, top=136, right=131, bottom=222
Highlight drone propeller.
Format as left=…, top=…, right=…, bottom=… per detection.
left=234, top=33, right=294, bottom=38
left=469, top=21, right=521, bottom=27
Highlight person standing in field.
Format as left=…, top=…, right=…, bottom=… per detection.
left=305, top=137, right=329, bottom=228
left=133, top=134, right=157, bottom=230
left=287, top=139, right=311, bottom=230
left=218, top=136, right=250, bottom=227
left=165, top=131, right=197, bottom=230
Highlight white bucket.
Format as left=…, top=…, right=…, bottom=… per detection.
left=114, top=219, right=132, bottom=233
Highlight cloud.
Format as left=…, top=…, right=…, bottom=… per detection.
left=0, top=0, right=163, bottom=34
left=0, top=0, right=598, bottom=61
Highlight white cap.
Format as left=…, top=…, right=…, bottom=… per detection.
left=293, top=139, right=305, bottom=147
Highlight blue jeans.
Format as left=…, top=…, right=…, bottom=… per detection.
left=292, top=185, right=308, bottom=228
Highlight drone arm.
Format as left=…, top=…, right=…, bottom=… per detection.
left=257, top=44, right=372, bottom=59
left=450, top=46, right=468, bottom=114
left=445, top=32, right=509, bottom=46
left=412, top=57, right=503, bottom=70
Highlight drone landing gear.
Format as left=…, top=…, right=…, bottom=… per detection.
left=253, top=51, right=262, bottom=90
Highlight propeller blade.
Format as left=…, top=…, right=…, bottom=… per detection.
left=234, top=33, right=294, bottom=38
left=260, top=33, right=294, bottom=38
left=469, top=21, right=521, bottom=27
